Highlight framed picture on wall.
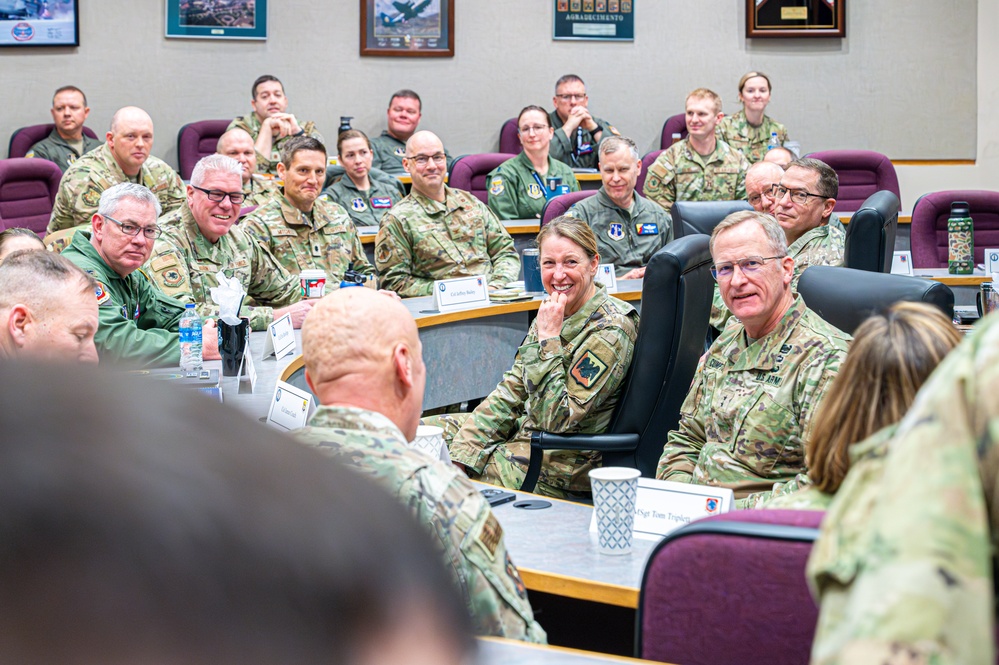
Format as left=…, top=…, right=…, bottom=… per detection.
left=747, top=0, right=845, bottom=38
left=0, top=0, right=79, bottom=47
left=165, top=0, right=267, bottom=40
left=360, top=0, right=454, bottom=57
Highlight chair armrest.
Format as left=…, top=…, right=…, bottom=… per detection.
left=519, top=431, right=641, bottom=493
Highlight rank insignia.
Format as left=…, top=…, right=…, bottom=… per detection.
left=608, top=223, right=624, bottom=241
left=570, top=350, right=608, bottom=389
left=489, top=176, right=504, bottom=196
left=477, top=513, right=503, bottom=559
left=350, top=197, right=367, bottom=212
left=526, top=183, right=543, bottom=200
left=94, top=281, right=111, bottom=306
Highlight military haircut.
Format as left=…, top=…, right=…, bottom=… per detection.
left=52, top=85, right=87, bottom=106
left=0, top=248, right=95, bottom=314
left=686, top=87, right=723, bottom=115
left=536, top=215, right=599, bottom=261
left=0, top=362, right=474, bottom=664
left=280, top=136, right=327, bottom=169
left=252, top=74, right=283, bottom=99
left=216, top=127, right=253, bottom=153
left=190, top=153, right=244, bottom=188
left=389, top=88, right=421, bottom=111
left=710, top=209, right=787, bottom=257
left=598, top=135, right=639, bottom=162
left=737, top=71, right=772, bottom=94
left=517, top=105, right=551, bottom=128
left=787, top=157, right=839, bottom=199
left=0, top=227, right=45, bottom=257
left=554, top=73, right=585, bottom=93
left=336, top=128, right=371, bottom=155
left=97, top=181, right=162, bottom=218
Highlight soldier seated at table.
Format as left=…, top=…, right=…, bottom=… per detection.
left=656, top=210, right=849, bottom=499
left=296, top=287, right=546, bottom=644
left=564, top=135, right=672, bottom=279
left=548, top=74, right=620, bottom=171
left=26, top=85, right=102, bottom=173
left=145, top=154, right=314, bottom=332
left=370, top=89, right=452, bottom=175
left=216, top=128, right=280, bottom=208
left=322, top=129, right=405, bottom=228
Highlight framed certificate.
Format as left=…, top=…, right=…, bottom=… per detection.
left=360, top=0, right=454, bottom=58
left=746, top=0, right=845, bottom=38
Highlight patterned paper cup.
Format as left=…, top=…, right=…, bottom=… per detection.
left=411, top=425, right=444, bottom=460
left=589, top=467, right=641, bottom=555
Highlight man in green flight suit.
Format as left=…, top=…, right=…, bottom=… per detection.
left=370, top=89, right=452, bottom=175
left=296, top=286, right=547, bottom=643
left=547, top=74, right=620, bottom=170
left=145, top=154, right=314, bottom=332
left=26, top=85, right=102, bottom=173
left=61, top=182, right=220, bottom=368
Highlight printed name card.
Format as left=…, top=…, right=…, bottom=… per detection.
left=588, top=478, right=734, bottom=540
left=266, top=380, right=315, bottom=431
left=262, top=313, right=295, bottom=360
left=890, top=251, right=913, bottom=276
left=236, top=345, right=257, bottom=394
left=985, top=248, right=999, bottom=274
left=594, top=263, right=618, bottom=293
left=433, top=275, right=489, bottom=313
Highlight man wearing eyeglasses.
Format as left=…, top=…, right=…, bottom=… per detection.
left=145, top=155, right=312, bottom=332
left=370, top=89, right=453, bottom=176
left=48, top=106, right=186, bottom=234
left=375, top=131, right=519, bottom=297
left=61, top=182, right=221, bottom=367
left=548, top=74, right=620, bottom=171
left=656, top=211, right=849, bottom=498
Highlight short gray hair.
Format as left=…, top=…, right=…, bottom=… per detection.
left=191, top=154, right=243, bottom=188
left=709, top=210, right=788, bottom=258
left=97, top=183, right=162, bottom=219
left=598, top=136, right=639, bottom=162
left=0, top=249, right=96, bottom=313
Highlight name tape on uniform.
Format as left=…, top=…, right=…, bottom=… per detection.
left=262, top=313, right=296, bottom=360
left=890, top=251, right=913, bottom=276
left=434, top=275, right=489, bottom=313
left=266, top=380, right=315, bottom=431
left=588, top=478, right=733, bottom=541
left=594, top=263, right=618, bottom=293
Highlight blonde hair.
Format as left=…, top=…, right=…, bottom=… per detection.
left=738, top=71, right=772, bottom=94
left=536, top=216, right=599, bottom=261
left=806, top=302, right=962, bottom=494
left=686, top=88, right=722, bottom=114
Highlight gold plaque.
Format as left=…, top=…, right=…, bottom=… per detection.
left=781, top=6, right=808, bottom=20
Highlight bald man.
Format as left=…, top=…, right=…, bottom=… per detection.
left=48, top=106, right=186, bottom=234
left=0, top=249, right=99, bottom=363
left=745, top=161, right=785, bottom=215
left=296, top=288, right=546, bottom=644
left=763, top=146, right=795, bottom=168
left=216, top=128, right=279, bottom=207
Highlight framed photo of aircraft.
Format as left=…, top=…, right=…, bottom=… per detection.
left=360, top=0, right=454, bottom=57
left=165, top=0, right=267, bottom=40
left=746, top=0, right=845, bottom=38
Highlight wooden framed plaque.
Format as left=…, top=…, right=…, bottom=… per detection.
left=360, top=0, right=454, bottom=57
left=747, top=0, right=845, bottom=38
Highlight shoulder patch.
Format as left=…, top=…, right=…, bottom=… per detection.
left=94, top=281, right=111, bottom=306
left=161, top=269, right=184, bottom=287
left=81, top=185, right=103, bottom=207
left=489, top=176, right=505, bottom=196
left=526, top=183, right=544, bottom=200
left=607, top=125, right=621, bottom=137
left=477, top=512, right=504, bottom=560
left=393, top=146, right=406, bottom=156
left=570, top=350, right=609, bottom=389
left=607, top=223, right=624, bottom=241
left=350, top=197, right=367, bottom=212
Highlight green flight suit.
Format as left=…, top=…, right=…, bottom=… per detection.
left=26, top=128, right=102, bottom=173
left=322, top=168, right=405, bottom=228
left=547, top=109, right=619, bottom=170
left=486, top=152, right=579, bottom=220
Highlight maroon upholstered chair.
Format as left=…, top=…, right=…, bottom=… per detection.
left=177, top=119, right=231, bottom=180
left=910, top=189, right=999, bottom=269
left=498, top=117, right=523, bottom=155
left=447, top=153, right=514, bottom=204
left=0, top=158, right=64, bottom=237
left=638, top=509, right=823, bottom=665
left=636, top=149, right=664, bottom=197
left=540, top=190, right=596, bottom=227
left=804, top=149, right=901, bottom=213
left=8, top=123, right=100, bottom=159
left=659, top=113, right=688, bottom=149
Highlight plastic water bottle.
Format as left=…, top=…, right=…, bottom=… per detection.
left=179, top=303, right=203, bottom=372
left=767, top=131, right=780, bottom=151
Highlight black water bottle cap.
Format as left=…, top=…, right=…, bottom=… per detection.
left=950, top=201, right=970, bottom=217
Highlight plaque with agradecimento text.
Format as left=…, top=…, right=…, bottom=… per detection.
left=746, top=0, right=845, bottom=38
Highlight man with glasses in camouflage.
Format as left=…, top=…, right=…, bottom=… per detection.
left=548, top=74, right=620, bottom=170
left=145, top=155, right=313, bottom=332
left=62, top=182, right=221, bottom=367
left=656, top=210, right=849, bottom=498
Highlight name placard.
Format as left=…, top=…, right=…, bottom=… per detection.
left=985, top=248, right=999, bottom=275
left=237, top=345, right=257, bottom=394
left=266, top=380, right=315, bottom=431
left=433, top=275, right=489, bottom=313
left=262, top=313, right=295, bottom=360
left=890, top=251, right=914, bottom=276
left=588, top=478, right=733, bottom=540
left=594, top=263, right=618, bottom=293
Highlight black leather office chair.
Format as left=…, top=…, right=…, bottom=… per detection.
left=843, top=190, right=900, bottom=273
left=797, top=265, right=954, bottom=335
left=670, top=200, right=753, bottom=239
left=520, top=235, right=714, bottom=491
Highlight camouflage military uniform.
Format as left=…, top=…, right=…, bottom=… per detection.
left=48, top=143, right=186, bottom=234
left=717, top=110, right=790, bottom=164
left=449, top=286, right=639, bottom=497
left=656, top=296, right=849, bottom=498
left=375, top=186, right=520, bottom=297
left=242, top=175, right=280, bottom=208
left=26, top=128, right=102, bottom=173
left=486, top=152, right=579, bottom=220
left=565, top=187, right=674, bottom=276
left=61, top=230, right=186, bottom=368
left=642, top=138, right=750, bottom=213
left=226, top=114, right=322, bottom=176
left=242, top=192, right=375, bottom=283
left=805, top=314, right=999, bottom=665
left=370, top=131, right=453, bottom=175
left=547, top=110, right=619, bottom=170
left=323, top=168, right=405, bottom=228
left=144, top=203, right=302, bottom=331
left=710, top=221, right=846, bottom=329
left=297, top=405, right=547, bottom=643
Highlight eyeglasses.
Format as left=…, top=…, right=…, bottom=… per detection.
left=771, top=184, right=827, bottom=206
left=192, top=185, right=245, bottom=205
left=710, top=255, right=785, bottom=280
left=103, top=214, right=162, bottom=240
left=519, top=124, right=549, bottom=135
left=555, top=93, right=587, bottom=102
left=405, top=153, right=447, bottom=167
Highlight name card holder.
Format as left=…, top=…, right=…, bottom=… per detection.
left=595, top=263, right=618, bottom=293
left=588, top=478, right=734, bottom=540
left=236, top=345, right=257, bottom=394
left=433, top=275, right=489, bottom=313
left=891, top=251, right=914, bottom=276
left=262, top=313, right=295, bottom=360
left=266, top=380, right=315, bottom=431
left=985, top=248, right=999, bottom=274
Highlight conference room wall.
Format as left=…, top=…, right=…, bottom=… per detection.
left=0, top=0, right=989, bottom=213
